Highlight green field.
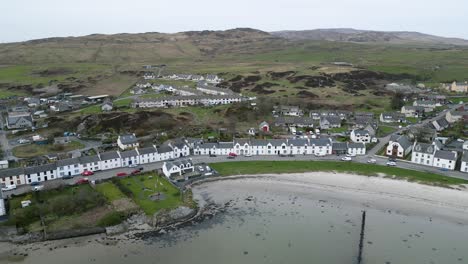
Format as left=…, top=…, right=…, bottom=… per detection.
left=210, top=161, right=467, bottom=186
left=12, top=141, right=85, bottom=158
left=377, top=126, right=398, bottom=137
left=95, top=182, right=126, bottom=202
left=116, top=174, right=182, bottom=215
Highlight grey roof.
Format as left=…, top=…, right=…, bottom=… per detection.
left=434, top=118, right=449, bottom=128
left=196, top=142, right=218, bottom=148
left=268, top=139, right=288, bottom=146
left=99, top=151, right=120, bottom=160
left=352, top=129, right=370, bottom=136
left=288, top=138, right=309, bottom=146
left=0, top=167, right=25, bottom=178
left=310, top=138, right=331, bottom=146
left=321, top=116, right=341, bottom=124
left=79, top=155, right=101, bottom=164
left=119, top=134, right=138, bottom=145
left=7, top=112, right=33, bottom=125
left=138, top=146, right=157, bottom=155
left=25, top=163, right=57, bottom=174
left=332, top=142, right=348, bottom=151
left=462, top=151, right=468, bottom=163
left=234, top=139, right=251, bottom=146
left=434, top=150, right=457, bottom=161
left=390, top=135, right=412, bottom=150
left=250, top=139, right=268, bottom=146
left=218, top=142, right=234, bottom=148
left=413, top=143, right=435, bottom=154
left=348, top=143, right=365, bottom=149
left=164, top=158, right=193, bottom=170
left=57, top=158, right=80, bottom=167
left=120, top=149, right=139, bottom=158
left=157, top=145, right=173, bottom=153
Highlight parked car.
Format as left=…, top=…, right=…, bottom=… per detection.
left=75, top=178, right=89, bottom=185
left=81, top=170, right=94, bottom=176
left=386, top=161, right=397, bottom=167
left=32, top=185, right=44, bottom=191
left=116, top=172, right=128, bottom=177
left=138, top=167, right=144, bottom=171
left=341, top=157, right=352, bottom=161
left=30, top=181, right=41, bottom=186
left=228, top=152, right=238, bottom=157
left=131, top=170, right=140, bottom=175
left=128, top=164, right=138, bottom=168
left=62, top=174, right=74, bottom=179
left=367, top=159, right=377, bottom=164
left=209, top=154, right=217, bottom=157
left=244, top=153, right=252, bottom=157
left=346, top=153, right=356, bottom=157
left=1, top=184, right=17, bottom=191
left=198, top=165, right=205, bottom=172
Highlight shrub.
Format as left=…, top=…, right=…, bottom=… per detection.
left=97, top=211, right=125, bottom=227
left=111, top=178, right=133, bottom=198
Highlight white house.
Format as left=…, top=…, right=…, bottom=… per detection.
left=433, top=150, right=457, bottom=170
left=24, top=163, right=57, bottom=183
left=401, top=105, right=425, bottom=118
left=411, top=142, right=438, bottom=166
left=157, top=146, right=175, bottom=161
left=387, top=135, right=412, bottom=158
left=348, top=143, right=366, bottom=156
left=137, top=146, right=159, bottom=164
left=350, top=129, right=372, bottom=143
left=461, top=151, right=468, bottom=173
left=99, top=151, right=122, bottom=170
left=167, top=139, right=191, bottom=158
left=120, top=149, right=140, bottom=167
left=413, top=100, right=438, bottom=112
left=56, top=158, right=81, bottom=178
left=79, top=155, right=101, bottom=172
left=380, top=112, right=406, bottom=123
left=162, top=158, right=194, bottom=179
left=0, top=160, right=8, bottom=169
left=117, top=134, right=139, bottom=150
left=0, top=168, right=25, bottom=187
left=205, top=75, right=223, bottom=84
left=288, top=139, right=309, bottom=155
left=310, top=138, right=333, bottom=156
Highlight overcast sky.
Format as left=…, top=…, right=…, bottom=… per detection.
left=2, top=0, right=467, bottom=43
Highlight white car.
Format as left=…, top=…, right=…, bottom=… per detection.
left=1, top=184, right=17, bottom=191
left=244, top=153, right=252, bottom=157
left=341, top=156, right=352, bottom=161
left=386, top=161, right=397, bottom=167
left=128, top=164, right=138, bottom=168
left=32, top=185, right=44, bottom=191
left=346, top=153, right=356, bottom=157
left=367, top=159, right=377, bottom=164
left=198, top=166, right=205, bottom=172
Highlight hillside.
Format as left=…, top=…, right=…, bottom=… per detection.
left=272, top=28, right=468, bottom=46
left=0, top=28, right=284, bottom=64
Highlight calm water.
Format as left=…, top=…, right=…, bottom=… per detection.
left=2, top=176, right=467, bottom=264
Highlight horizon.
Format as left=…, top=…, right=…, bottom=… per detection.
left=1, top=0, right=468, bottom=43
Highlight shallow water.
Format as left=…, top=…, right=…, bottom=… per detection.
left=2, top=176, right=468, bottom=264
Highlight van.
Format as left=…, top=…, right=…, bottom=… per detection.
left=1, top=184, right=17, bottom=191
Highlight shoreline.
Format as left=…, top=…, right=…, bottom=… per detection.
left=4, top=171, right=468, bottom=245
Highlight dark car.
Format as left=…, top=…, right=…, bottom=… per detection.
left=138, top=167, right=144, bottom=171
left=209, top=154, right=217, bottom=157
left=131, top=170, right=140, bottom=175
left=30, top=181, right=41, bottom=186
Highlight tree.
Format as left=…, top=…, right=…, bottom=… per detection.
left=390, top=92, right=405, bottom=110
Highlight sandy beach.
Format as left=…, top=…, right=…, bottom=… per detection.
left=2, top=172, right=468, bottom=264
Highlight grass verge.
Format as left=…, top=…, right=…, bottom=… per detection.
left=210, top=161, right=468, bottom=186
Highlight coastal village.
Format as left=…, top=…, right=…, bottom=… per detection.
left=0, top=65, right=467, bottom=242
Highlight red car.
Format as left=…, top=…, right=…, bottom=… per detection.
left=131, top=170, right=140, bottom=175
left=81, top=170, right=94, bottom=176
left=116, top=172, right=128, bottom=177
left=75, top=178, right=89, bottom=185
left=228, top=152, right=238, bottom=157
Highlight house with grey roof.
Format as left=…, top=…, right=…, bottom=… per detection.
left=432, top=117, right=450, bottom=131
left=24, top=163, right=58, bottom=183
left=99, top=151, right=122, bottom=170
left=401, top=105, right=425, bottom=118
left=380, top=112, right=406, bottom=123
left=6, top=112, right=33, bottom=129
left=348, top=143, right=366, bottom=156
left=413, top=100, right=438, bottom=112
left=205, top=74, right=223, bottom=84
left=120, top=149, right=140, bottom=167
left=320, top=116, right=342, bottom=130
left=117, top=134, right=139, bottom=150
left=0, top=167, right=25, bottom=187
left=162, top=158, right=194, bottom=179
left=387, top=135, right=412, bottom=158
left=57, top=157, right=81, bottom=177
left=350, top=129, right=372, bottom=143
left=166, top=138, right=191, bottom=157
left=332, top=142, right=348, bottom=155
left=137, top=146, right=158, bottom=164
left=433, top=150, right=458, bottom=170
left=193, top=142, right=218, bottom=156
left=157, top=145, right=175, bottom=160
left=79, top=155, right=101, bottom=172
left=310, top=138, right=332, bottom=156
left=411, top=142, right=439, bottom=166
left=461, top=151, right=468, bottom=173
left=288, top=138, right=309, bottom=155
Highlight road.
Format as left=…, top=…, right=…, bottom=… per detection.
left=3, top=152, right=468, bottom=198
